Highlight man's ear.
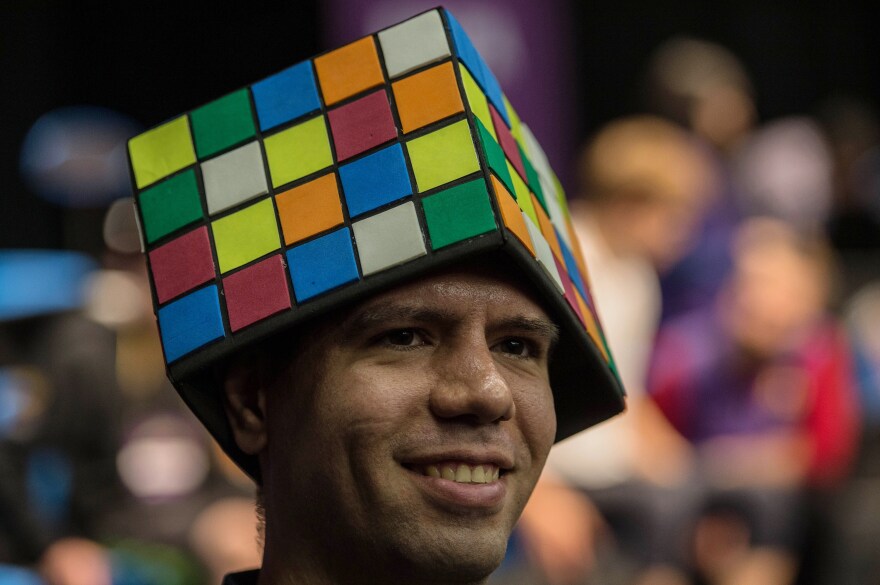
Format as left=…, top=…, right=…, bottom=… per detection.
left=223, top=357, right=269, bottom=455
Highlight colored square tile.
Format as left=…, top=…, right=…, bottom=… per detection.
left=422, top=178, right=497, bottom=250
left=407, top=120, right=480, bottom=192
left=520, top=123, right=552, bottom=182
left=504, top=96, right=526, bottom=151
left=491, top=175, right=534, bottom=257
left=264, top=115, right=333, bottom=188
left=392, top=62, right=464, bottom=134
left=378, top=9, right=451, bottom=78
left=157, top=285, right=225, bottom=363
left=190, top=89, right=256, bottom=159
left=560, top=236, right=588, bottom=301
left=339, top=143, right=412, bottom=217
left=148, top=226, right=215, bottom=304
left=525, top=216, right=564, bottom=293
left=575, top=288, right=610, bottom=362
left=328, top=89, right=397, bottom=161
left=211, top=198, right=281, bottom=274
left=287, top=227, right=359, bottom=302
left=534, top=194, right=563, bottom=263
left=490, top=104, right=526, bottom=182
left=521, top=145, right=546, bottom=211
left=276, top=173, right=344, bottom=245
left=202, top=142, right=269, bottom=215
left=129, top=116, right=196, bottom=189
left=475, top=117, right=513, bottom=194
left=138, top=170, right=203, bottom=244
left=509, top=161, right=538, bottom=227
left=314, top=36, right=385, bottom=106
left=223, top=255, right=291, bottom=332
left=460, top=64, right=495, bottom=140
left=251, top=61, right=321, bottom=131
left=352, top=202, right=427, bottom=276
left=443, top=10, right=509, bottom=126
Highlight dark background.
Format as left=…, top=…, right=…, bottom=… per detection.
left=1, top=0, right=877, bottom=253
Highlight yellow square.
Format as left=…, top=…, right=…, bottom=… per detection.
left=128, top=116, right=196, bottom=189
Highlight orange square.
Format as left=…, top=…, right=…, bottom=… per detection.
left=392, top=62, right=464, bottom=133
left=314, top=37, right=385, bottom=106
left=492, top=175, right=535, bottom=257
left=275, top=173, right=344, bottom=245
left=575, top=289, right=610, bottom=362
left=533, top=194, right=563, bottom=264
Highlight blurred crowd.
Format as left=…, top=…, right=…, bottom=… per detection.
left=2, top=30, right=880, bottom=585
left=494, top=37, right=880, bottom=585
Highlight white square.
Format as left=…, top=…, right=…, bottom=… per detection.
left=353, top=202, right=427, bottom=276
left=524, top=215, right=564, bottom=294
left=202, top=141, right=269, bottom=215
left=378, top=10, right=451, bottom=78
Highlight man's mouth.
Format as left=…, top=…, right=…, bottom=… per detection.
left=414, top=463, right=502, bottom=484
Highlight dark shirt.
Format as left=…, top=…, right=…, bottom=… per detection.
left=222, top=569, right=260, bottom=585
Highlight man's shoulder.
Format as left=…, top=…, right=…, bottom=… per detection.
left=221, top=569, right=260, bottom=585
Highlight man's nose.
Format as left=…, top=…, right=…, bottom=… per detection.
left=428, top=338, right=515, bottom=425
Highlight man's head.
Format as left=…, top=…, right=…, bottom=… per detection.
left=223, top=260, right=557, bottom=583
left=126, top=7, right=625, bottom=583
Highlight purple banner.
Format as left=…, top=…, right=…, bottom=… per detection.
left=321, top=0, right=577, bottom=192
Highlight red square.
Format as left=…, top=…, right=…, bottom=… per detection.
left=490, top=104, right=526, bottom=182
left=328, top=89, right=398, bottom=161
left=149, top=226, right=215, bottom=304
left=222, top=255, right=292, bottom=332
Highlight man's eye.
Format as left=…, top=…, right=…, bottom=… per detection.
left=495, top=338, right=531, bottom=357
left=383, top=329, right=422, bottom=347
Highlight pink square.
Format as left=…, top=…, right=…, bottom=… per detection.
left=328, top=90, right=398, bottom=161
left=149, top=226, right=215, bottom=304
left=222, top=255, right=292, bottom=332
left=489, top=104, right=526, bottom=182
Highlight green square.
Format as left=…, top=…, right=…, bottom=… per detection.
left=128, top=116, right=196, bottom=189
left=406, top=120, right=480, bottom=192
left=211, top=198, right=281, bottom=273
left=139, top=170, right=203, bottom=243
left=423, top=178, right=497, bottom=249
left=460, top=64, right=494, bottom=140
left=508, top=161, right=538, bottom=227
left=474, top=118, right=513, bottom=195
left=264, top=116, right=333, bottom=188
left=520, top=144, right=546, bottom=212
left=191, top=89, right=257, bottom=159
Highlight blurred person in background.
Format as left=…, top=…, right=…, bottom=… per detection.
left=516, top=116, right=716, bottom=585
left=641, top=37, right=757, bottom=321
left=648, top=218, right=860, bottom=585
left=0, top=250, right=121, bottom=585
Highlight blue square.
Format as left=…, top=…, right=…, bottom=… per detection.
left=443, top=9, right=509, bottom=126
left=559, top=234, right=588, bottom=301
left=251, top=61, right=322, bottom=131
left=287, top=227, right=359, bottom=302
left=339, top=144, right=412, bottom=217
left=157, top=285, right=225, bottom=362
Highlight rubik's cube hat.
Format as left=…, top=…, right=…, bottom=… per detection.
left=128, top=7, right=625, bottom=480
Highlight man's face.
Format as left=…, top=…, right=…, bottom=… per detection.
left=258, top=263, right=558, bottom=583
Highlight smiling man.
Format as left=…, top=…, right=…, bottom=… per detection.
left=127, top=8, right=624, bottom=585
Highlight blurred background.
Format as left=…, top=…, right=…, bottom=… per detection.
left=1, top=1, right=879, bottom=584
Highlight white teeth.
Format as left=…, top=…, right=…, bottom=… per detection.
left=422, top=463, right=500, bottom=484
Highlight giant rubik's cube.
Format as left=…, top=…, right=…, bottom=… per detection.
left=128, top=7, right=624, bottom=472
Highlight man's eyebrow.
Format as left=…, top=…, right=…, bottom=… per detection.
left=496, top=316, right=561, bottom=346
left=343, top=304, right=560, bottom=344
left=343, top=305, right=458, bottom=333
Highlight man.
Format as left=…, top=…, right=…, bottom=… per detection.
left=126, top=8, right=624, bottom=584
